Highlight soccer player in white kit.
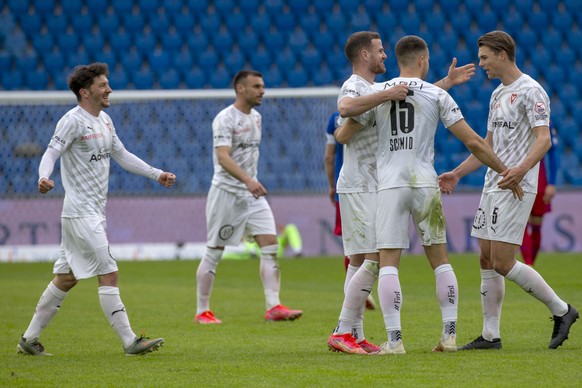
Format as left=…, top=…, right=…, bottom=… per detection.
left=195, top=70, right=302, bottom=324
left=17, top=63, right=176, bottom=356
left=327, top=31, right=476, bottom=354
left=439, top=31, right=578, bottom=350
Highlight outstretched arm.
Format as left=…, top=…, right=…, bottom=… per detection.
left=434, top=58, right=476, bottom=91
left=338, top=85, right=409, bottom=118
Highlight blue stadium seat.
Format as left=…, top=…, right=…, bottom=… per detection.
left=66, top=47, right=89, bottom=69
left=198, top=46, right=219, bottom=69
left=238, top=27, right=259, bottom=56
left=538, top=0, right=559, bottom=14
left=112, top=0, right=133, bottom=14
left=313, top=0, right=334, bottom=15
left=98, top=11, right=119, bottom=36
left=312, top=62, right=334, bottom=86
left=109, top=27, right=132, bottom=56
left=131, top=65, right=155, bottom=89
left=263, top=26, right=286, bottom=54
left=94, top=46, right=116, bottom=70
left=286, top=64, right=308, bottom=87
left=301, top=44, right=322, bottom=73
left=438, top=25, right=458, bottom=52
left=250, top=44, right=271, bottom=71
left=476, top=7, right=498, bottom=32
left=450, top=7, right=471, bottom=33
left=440, top=0, right=460, bottom=12
left=0, top=50, right=11, bottom=69
left=1, top=69, right=23, bottom=90
left=288, top=26, right=308, bottom=55
left=173, top=46, right=194, bottom=75
left=209, top=65, right=231, bottom=89
left=43, top=48, right=65, bottom=77
left=61, top=0, right=83, bottom=14
left=122, top=9, right=145, bottom=35
left=173, top=9, right=195, bottom=32
left=265, top=0, right=284, bottom=16
left=138, top=0, right=159, bottom=15
left=83, top=31, right=105, bottom=57
left=120, top=46, right=143, bottom=74
left=200, top=8, right=221, bottom=34
left=25, top=66, right=49, bottom=90
left=46, top=13, right=68, bottom=36
left=187, top=0, right=209, bottom=14
left=248, top=9, right=270, bottom=37
left=299, top=6, right=320, bottom=37
left=16, top=50, right=37, bottom=72
left=542, top=27, right=563, bottom=49
left=148, top=47, right=170, bottom=76
left=210, top=25, right=233, bottom=56
left=18, top=10, right=42, bottom=38
left=159, top=68, right=181, bottom=89
left=527, top=6, right=548, bottom=31
left=149, top=10, right=171, bottom=36
left=558, top=117, right=579, bottom=148
left=32, top=30, right=54, bottom=56
left=7, top=0, right=28, bottom=17
left=225, top=7, right=246, bottom=32
left=240, top=0, right=260, bottom=16
left=224, top=45, right=246, bottom=72
left=554, top=43, right=576, bottom=69
left=70, top=9, right=94, bottom=35
left=187, top=27, right=208, bottom=54
left=109, top=65, right=129, bottom=90
left=464, top=0, right=484, bottom=16
left=425, top=8, right=445, bottom=33
left=400, top=11, right=421, bottom=33
left=135, top=28, right=157, bottom=53
left=264, top=64, right=282, bottom=87
left=275, top=47, right=296, bottom=74
left=161, top=26, right=183, bottom=53
left=350, top=5, right=371, bottom=31
left=514, top=0, right=534, bottom=13
left=325, top=6, right=347, bottom=35
left=275, top=6, right=296, bottom=33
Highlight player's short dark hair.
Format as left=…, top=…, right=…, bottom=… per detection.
left=395, top=35, right=428, bottom=67
left=233, top=70, right=263, bottom=91
left=344, top=31, right=381, bottom=64
left=478, top=31, right=516, bottom=62
left=68, top=63, right=109, bottom=102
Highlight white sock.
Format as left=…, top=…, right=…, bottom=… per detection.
left=378, top=266, right=402, bottom=338
left=260, top=244, right=280, bottom=310
left=505, top=261, right=568, bottom=316
left=480, top=269, right=504, bottom=341
left=344, top=264, right=358, bottom=295
left=196, top=248, right=222, bottom=314
left=434, top=264, right=458, bottom=337
left=335, top=260, right=379, bottom=338
left=98, top=286, right=136, bottom=348
left=23, top=282, right=67, bottom=340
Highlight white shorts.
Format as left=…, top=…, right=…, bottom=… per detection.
left=206, top=185, right=277, bottom=247
left=53, top=217, right=118, bottom=280
left=471, top=191, right=536, bottom=245
left=376, top=187, right=446, bottom=249
left=338, top=192, right=378, bottom=255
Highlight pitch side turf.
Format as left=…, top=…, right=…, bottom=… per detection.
left=1, top=254, right=580, bottom=387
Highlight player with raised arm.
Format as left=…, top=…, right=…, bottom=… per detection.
left=439, top=31, right=578, bottom=350
left=17, top=63, right=175, bottom=356
left=195, top=70, right=302, bottom=324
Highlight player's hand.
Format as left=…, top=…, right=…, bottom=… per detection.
left=384, top=84, right=409, bottom=101
left=437, top=172, right=459, bottom=194
left=543, top=184, right=556, bottom=204
left=509, top=184, right=524, bottom=201
left=497, top=167, right=526, bottom=190
left=445, top=57, right=476, bottom=87
left=246, top=179, right=267, bottom=198
left=328, top=187, right=336, bottom=205
left=38, top=177, right=55, bottom=194
left=158, top=172, right=176, bottom=188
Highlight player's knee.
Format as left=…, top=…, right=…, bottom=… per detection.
left=203, top=247, right=224, bottom=267
left=260, top=244, right=278, bottom=259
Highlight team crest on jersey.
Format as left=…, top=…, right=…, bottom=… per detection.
left=534, top=102, right=547, bottom=114
left=105, top=121, right=112, bottom=132
left=510, top=93, right=518, bottom=104
left=472, top=208, right=486, bottom=230
left=219, top=225, right=234, bottom=240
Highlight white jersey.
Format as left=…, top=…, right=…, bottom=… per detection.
left=336, top=74, right=377, bottom=193
left=211, top=104, right=261, bottom=196
left=372, top=77, right=463, bottom=190
left=47, top=106, right=124, bottom=218
left=484, top=74, right=550, bottom=194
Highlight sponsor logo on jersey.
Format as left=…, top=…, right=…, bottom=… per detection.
left=342, top=88, right=361, bottom=97
left=52, top=135, right=66, bottom=146
left=533, top=102, right=549, bottom=120
left=89, top=147, right=110, bottom=162
left=80, top=133, right=103, bottom=141
left=492, top=121, right=515, bottom=129
left=237, top=142, right=260, bottom=149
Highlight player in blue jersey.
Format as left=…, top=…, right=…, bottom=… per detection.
left=520, top=122, right=559, bottom=266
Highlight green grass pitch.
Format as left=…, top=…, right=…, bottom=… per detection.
left=1, top=253, right=580, bottom=387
